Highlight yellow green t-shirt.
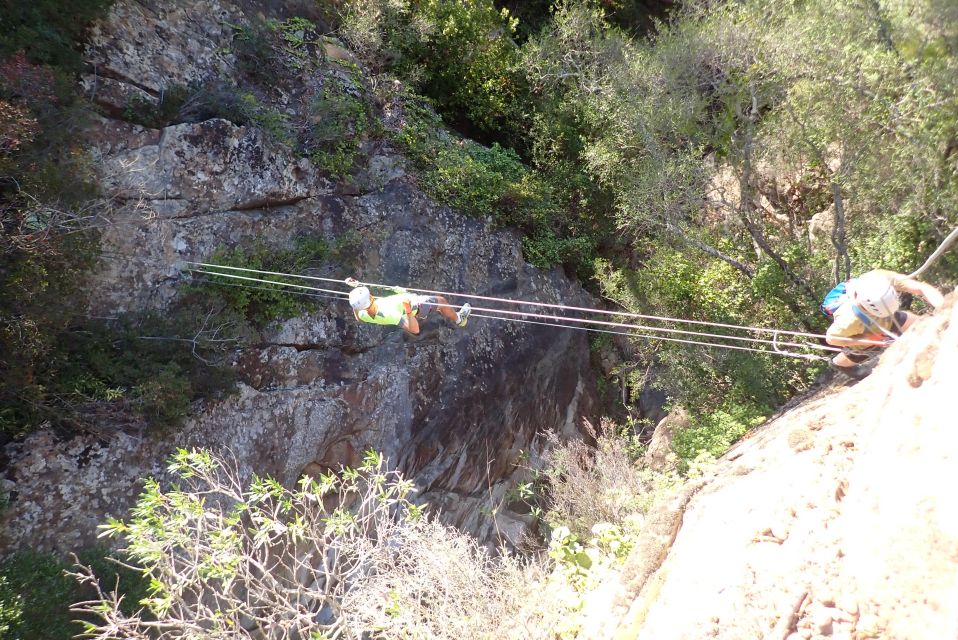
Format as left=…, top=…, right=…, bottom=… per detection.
left=357, top=293, right=416, bottom=326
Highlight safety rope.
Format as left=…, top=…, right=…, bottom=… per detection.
left=189, top=274, right=830, bottom=360
left=185, top=261, right=832, bottom=341
left=471, top=313, right=829, bottom=361
left=188, top=267, right=840, bottom=359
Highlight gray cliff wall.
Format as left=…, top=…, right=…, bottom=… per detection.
left=0, top=0, right=596, bottom=552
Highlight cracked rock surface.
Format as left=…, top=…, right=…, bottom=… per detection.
left=0, top=0, right=596, bottom=553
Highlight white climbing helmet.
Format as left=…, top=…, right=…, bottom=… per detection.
left=853, top=272, right=900, bottom=319
left=348, top=286, right=372, bottom=311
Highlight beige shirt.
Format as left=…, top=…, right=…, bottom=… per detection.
left=825, top=269, right=905, bottom=339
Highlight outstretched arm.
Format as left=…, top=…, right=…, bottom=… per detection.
left=896, top=275, right=944, bottom=309
left=400, top=300, right=419, bottom=335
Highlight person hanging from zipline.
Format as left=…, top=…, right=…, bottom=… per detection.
left=345, top=277, right=471, bottom=335
left=822, top=269, right=944, bottom=379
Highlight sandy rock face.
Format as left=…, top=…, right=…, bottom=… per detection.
left=0, top=0, right=596, bottom=553
left=620, top=291, right=958, bottom=640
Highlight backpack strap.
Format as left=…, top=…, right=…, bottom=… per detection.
left=850, top=304, right=876, bottom=328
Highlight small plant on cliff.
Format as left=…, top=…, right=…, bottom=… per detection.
left=195, top=235, right=359, bottom=328
left=232, top=17, right=324, bottom=86
left=540, top=419, right=680, bottom=540
left=339, top=0, right=528, bottom=147
left=308, top=72, right=372, bottom=176
left=0, top=0, right=114, bottom=70
left=386, top=85, right=598, bottom=273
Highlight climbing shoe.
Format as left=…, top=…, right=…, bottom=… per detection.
left=456, top=303, right=471, bottom=328
left=828, top=361, right=872, bottom=381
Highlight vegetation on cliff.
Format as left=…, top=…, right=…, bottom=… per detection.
left=335, top=0, right=958, bottom=447
left=7, top=0, right=953, bottom=444
left=2, top=0, right=958, bottom=635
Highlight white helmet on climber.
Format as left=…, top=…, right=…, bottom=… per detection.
left=853, top=272, right=900, bottom=318
left=349, top=286, right=372, bottom=311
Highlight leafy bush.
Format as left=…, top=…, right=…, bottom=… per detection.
left=389, top=87, right=600, bottom=272
left=231, top=17, right=324, bottom=85
left=0, top=0, right=113, bottom=69
left=22, top=307, right=241, bottom=433
left=197, top=235, right=355, bottom=328
left=0, top=10, right=115, bottom=440
left=78, top=449, right=529, bottom=639
left=672, top=401, right=767, bottom=467
left=307, top=62, right=373, bottom=176
left=0, top=548, right=148, bottom=640
left=0, top=551, right=76, bottom=639
left=120, top=84, right=191, bottom=129
left=342, top=0, right=527, bottom=138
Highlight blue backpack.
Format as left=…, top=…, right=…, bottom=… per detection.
left=820, top=280, right=877, bottom=328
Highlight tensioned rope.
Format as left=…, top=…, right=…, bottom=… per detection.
left=190, top=273, right=830, bottom=360
left=185, top=261, right=839, bottom=342
left=188, top=267, right=845, bottom=358
left=469, top=312, right=828, bottom=360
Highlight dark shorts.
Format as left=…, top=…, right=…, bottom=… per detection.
left=843, top=310, right=908, bottom=362
left=414, top=295, right=440, bottom=319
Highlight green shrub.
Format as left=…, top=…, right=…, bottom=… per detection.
left=308, top=70, right=371, bottom=176
left=41, top=308, right=240, bottom=432
left=341, top=0, right=529, bottom=147
left=0, top=0, right=114, bottom=69
left=540, top=420, right=679, bottom=540
left=120, top=84, right=191, bottom=129
left=134, top=364, right=194, bottom=429
left=0, top=548, right=149, bottom=640
left=0, top=551, right=77, bottom=640
left=231, top=17, right=323, bottom=85
left=672, top=401, right=767, bottom=466
left=197, top=235, right=357, bottom=328
left=122, top=81, right=294, bottom=145
left=389, top=87, right=601, bottom=272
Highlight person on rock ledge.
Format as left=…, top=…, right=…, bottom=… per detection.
left=345, top=277, right=471, bottom=336
left=824, top=269, right=944, bottom=380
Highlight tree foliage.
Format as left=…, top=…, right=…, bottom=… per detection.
left=518, top=0, right=958, bottom=422
left=340, top=0, right=528, bottom=145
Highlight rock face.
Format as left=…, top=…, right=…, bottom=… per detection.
left=0, top=0, right=595, bottom=552
left=615, top=291, right=958, bottom=640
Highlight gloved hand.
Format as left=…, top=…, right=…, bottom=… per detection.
left=345, top=277, right=360, bottom=287
left=403, top=300, right=413, bottom=315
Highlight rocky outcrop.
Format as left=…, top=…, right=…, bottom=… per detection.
left=0, top=1, right=596, bottom=552
left=617, top=290, right=958, bottom=640
left=643, top=407, right=688, bottom=472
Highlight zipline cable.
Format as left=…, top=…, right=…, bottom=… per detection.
left=189, top=269, right=350, bottom=297
left=470, top=313, right=829, bottom=361
left=190, top=268, right=846, bottom=353
left=196, top=279, right=347, bottom=302
left=188, top=275, right=830, bottom=361
left=185, top=261, right=832, bottom=341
